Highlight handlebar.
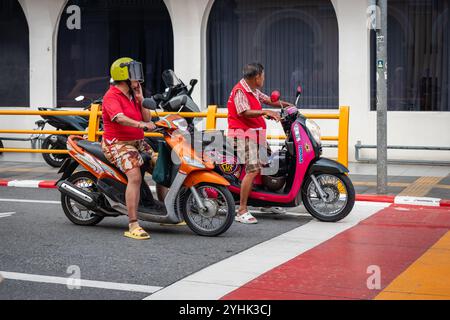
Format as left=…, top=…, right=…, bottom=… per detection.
left=143, top=126, right=165, bottom=134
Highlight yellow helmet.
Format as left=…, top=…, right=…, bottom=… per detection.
left=110, top=57, right=144, bottom=82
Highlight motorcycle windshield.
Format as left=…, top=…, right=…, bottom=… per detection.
left=162, top=69, right=182, bottom=88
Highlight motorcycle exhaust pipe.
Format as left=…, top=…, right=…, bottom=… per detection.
left=57, top=180, right=98, bottom=210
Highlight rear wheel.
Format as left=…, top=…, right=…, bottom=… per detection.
left=181, top=184, right=235, bottom=237
left=302, top=173, right=355, bottom=222
left=42, top=135, right=68, bottom=168
left=61, top=171, right=104, bottom=226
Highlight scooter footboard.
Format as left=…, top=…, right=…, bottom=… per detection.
left=183, top=171, right=230, bottom=188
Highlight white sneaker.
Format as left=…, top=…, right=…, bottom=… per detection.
left=260, top=207, right=287, bottom=215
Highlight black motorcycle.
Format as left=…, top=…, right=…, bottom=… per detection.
left=39, top=97, right=102, bottom=167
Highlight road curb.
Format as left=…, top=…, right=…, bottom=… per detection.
left=1, top=179, right=449, bottom=208
left=0, top=179, right=57, bottom=189
left=356, top=194, right=450, bottom=208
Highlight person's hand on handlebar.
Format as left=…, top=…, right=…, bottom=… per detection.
left=139, top=121, right=157, bottom=132
left=263, top=110, right=281, bottom=122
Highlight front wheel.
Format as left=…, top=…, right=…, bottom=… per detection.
left=181, top=184, right=235, bottom=237
left=302, top=173, right=355, bottom=222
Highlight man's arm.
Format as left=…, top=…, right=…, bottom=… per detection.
left=132, top=82, right=152, bottom=122
left=241, top=109, right=281, bottom=122
left=264, top=100, right=294, bottom=108
left=114, top=114, right=156, bottom=131
left=141, top=107, right=152, bottom=122
left=236, top=90, right=280, bottom=121
left=104, top=98, right=154, bottom=130
left=258, top=91, right=294, bottom=108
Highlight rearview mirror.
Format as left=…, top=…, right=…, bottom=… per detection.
left=270, top=90, right=281, bottom=103
left=142, top=98, right=158, bottom=110
left=190, top=79, right=198, bottom=87
left=75, top=96, right=85, bottom=102
left=296, top=85, right=303, bottom=97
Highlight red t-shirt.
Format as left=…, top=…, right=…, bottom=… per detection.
left=102, top=85, right=144, bottom=142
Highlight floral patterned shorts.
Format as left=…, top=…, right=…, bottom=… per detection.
left=101, top=139, right=153, bottom=174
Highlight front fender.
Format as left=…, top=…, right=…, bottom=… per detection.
left=307, top=158, right=349, bottom=175
left=183, top=170, right=230, bottom=188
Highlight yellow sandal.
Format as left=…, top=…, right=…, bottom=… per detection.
left=124, top=226, right=150, bottom=240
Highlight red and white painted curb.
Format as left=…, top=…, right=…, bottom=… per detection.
left=0, top=179, right=57, bottom=189
left=356, top=194, right=450, bottom=208
left=1, top=179, right=449, bottom=208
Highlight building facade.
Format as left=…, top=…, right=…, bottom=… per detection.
left=0, top=0, right=449, bottom=162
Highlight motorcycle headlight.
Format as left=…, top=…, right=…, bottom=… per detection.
left=306, top=119, right=321, bottom=144
left=183, top=155, right=205, bottom=169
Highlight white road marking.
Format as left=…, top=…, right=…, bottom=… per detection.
left=0, top=198, right=60, bottom=204
left=0, top=271, right=162, bottom=294
left=145, top=202, right=390, bottom=300
left=0, top=212, right=15, bottom=218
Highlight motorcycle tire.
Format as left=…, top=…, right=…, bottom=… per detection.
left=301, top=173, right=355, bottom=222
left=61, top=171, right=104, bottom=226
left=42, top=135, right=69, bottom=168
left=181, top=184, right=235, bottom=237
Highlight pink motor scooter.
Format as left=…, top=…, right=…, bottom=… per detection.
left=214, top=87, right=355, bottom=222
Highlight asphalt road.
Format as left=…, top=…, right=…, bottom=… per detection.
left=0, top=188, right=311, bottom=300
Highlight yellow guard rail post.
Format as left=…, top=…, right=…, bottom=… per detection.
left=0, top=106, right=349, bottom=167
left=337, top=106, right=350, bottom=167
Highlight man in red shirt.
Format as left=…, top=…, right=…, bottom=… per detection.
left=228, top=63, right=293, bottom=224
left=102, top=57, right=157, bottom=240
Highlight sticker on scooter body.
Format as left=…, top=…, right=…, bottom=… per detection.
left=294, top=124, right=302, bottom=142
left=298, top=145, right=304, bottom=164
left=219, top=163, right=238, bottom=174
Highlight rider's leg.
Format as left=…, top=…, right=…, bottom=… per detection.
left=238, top=169, right=260, bottom=215
left=125, top=167, right=142, bottom=227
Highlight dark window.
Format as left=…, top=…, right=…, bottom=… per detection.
left=371, top=0, right=450, bottom=111
left=207, top=0, right=339, bottom=109
left=57, top=0, right=174, bottom=107
left=0, top=0, right=29, bottom=107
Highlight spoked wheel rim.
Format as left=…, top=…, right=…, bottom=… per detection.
left=306, top=174, right=349, bottom=217
left=47, top=144, right=67, bottom=163
left=186, top=186, right=230, bottom=233
left=64, top=177, right=97, bottom=222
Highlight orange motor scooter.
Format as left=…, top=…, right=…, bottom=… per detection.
left=56, top=98, right=235, bottom=237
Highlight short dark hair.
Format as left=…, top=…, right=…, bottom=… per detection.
left=243, top=63, right=264, bottom=80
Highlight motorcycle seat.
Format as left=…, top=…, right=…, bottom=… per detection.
left=77, top=140, right=110, bottom=164
left=76, top=140, right=151, bottom=175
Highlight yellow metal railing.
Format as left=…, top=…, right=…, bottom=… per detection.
left=0, top=105, right=350, bottom=166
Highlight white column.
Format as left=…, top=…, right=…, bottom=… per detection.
left=18, top=0, right=67, bottom=109
left=331, top=0, right=371, bottom=161
left=163, top=0, right=211, bottom=109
